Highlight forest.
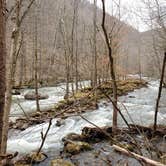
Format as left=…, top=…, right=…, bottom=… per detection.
left=0, top=0, right=166, bottom=165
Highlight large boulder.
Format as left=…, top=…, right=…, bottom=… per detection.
left=51, top=159, right=75, bottom=166
left=24, top=91, right=49, bottom=100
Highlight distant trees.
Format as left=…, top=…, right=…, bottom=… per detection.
left=141, top=0, right=166, bottom=79
left=4, top=0, right=136, bottom=89
left=141, top=0, right=166, bottom=130
left=0, top=0, right=6, bottom=154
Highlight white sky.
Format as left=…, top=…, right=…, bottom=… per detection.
left=87, top=0, right=155, bottom=32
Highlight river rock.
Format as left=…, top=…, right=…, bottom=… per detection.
left=51, top=159, right=75, bottom=166
left=13, top=118, right=29, bottom=130
left=64, top=141, right=92, bottom=155
left=56, top=119, right=65, bottom=127
left=12, top=89, right=21, bottom=95
left=129, top=95, right=135, bottom=98
left=81, top=126, right=112, bottom=142
left=62, top=133, right=84, bottom=142
left=24, top=91, right=49, bottom=100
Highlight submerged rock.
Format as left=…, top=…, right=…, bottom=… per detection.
left=64, top=141, right=92, bottom=155
left=56, top=119, right=65, bottom=127
left=129, top=95, right=135, bottom=98
left=51, top=159, right=75, bottom=166
left=24, top=91, right=49, bottom=100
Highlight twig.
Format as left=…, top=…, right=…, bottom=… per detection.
left=37, top=118, right=52, bottom=155
left=118, top=101, right=153, bottom=156
left=19, top=0, right=36, bottom=26
left=99, top=89, right=131, bottom=129
left=15, top=98, right=29, bottom=120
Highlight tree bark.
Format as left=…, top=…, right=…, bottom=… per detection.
left=93, top=0, right=98, bottom=108
left=2, top=0, right=36, bottom=153
left=34, top=7, right=40, bottom=112
left=75, top=0, right=79, bottom=92
left=2, top=0, right=21, bottom=153
left=0, top=0, right=6, bottom=154
left=101, top=0, right=118, bottom=132
left=154, top=52, right=166, bottom=131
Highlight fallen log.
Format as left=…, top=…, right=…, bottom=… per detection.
left=113, top=145, right=165, bottom=166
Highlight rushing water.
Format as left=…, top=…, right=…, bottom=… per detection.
left=10, top=81, right=91, bottom=120
left=7, top=79, right=166, bottom=162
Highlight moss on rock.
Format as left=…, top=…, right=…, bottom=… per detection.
left=28, top=152, right=47, bottom=163
left=64, top=141, right=92, bottom=154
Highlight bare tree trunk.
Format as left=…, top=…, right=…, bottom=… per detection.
left=65, top=49, right=70, bottom=100
left=138, top=41, right=142, bottom=81
left=34, top=7, right=40, bottom=112
left=75, top=31, right=79, bottom=92
left=71, top=9, right=75, bottom=95
left=2, top=0, right=35, bottom=152
left=60, top=7, right=70, bottom=100
left=19, top=33, right=24, bottom=87
left=75, top=0, right=79, bottom=92
left=0, top=0, right=6, bottom=154
left=154, top=52, right=166, bottom=131
left=101, top=0, right=118, bottom=132
left=2, top=0, right=21, bottom=153
left=93, top=0, right=98, bottom=108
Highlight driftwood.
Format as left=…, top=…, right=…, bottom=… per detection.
left=113, top=145, right=165, bottom=166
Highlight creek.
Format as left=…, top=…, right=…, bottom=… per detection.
left=7, top=78, right=166, bottom=165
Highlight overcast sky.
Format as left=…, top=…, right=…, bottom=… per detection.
left=88, top=0, right=153, bottom=32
